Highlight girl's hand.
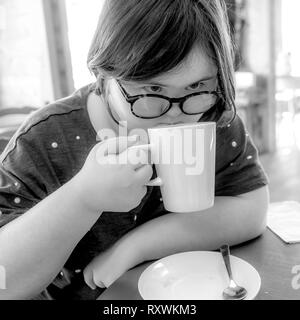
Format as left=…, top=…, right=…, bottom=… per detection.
left=83, top=242, right=137, bottom=289
left=72, top=136, right=152, bottom=213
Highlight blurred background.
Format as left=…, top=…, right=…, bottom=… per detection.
left=0, top=0, right=299, bottom=203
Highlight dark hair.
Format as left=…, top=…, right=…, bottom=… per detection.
left=87, top=0, right=236, bottom=117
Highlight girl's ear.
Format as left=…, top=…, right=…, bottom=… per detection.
left=95, top=75, right=111, bottom=101
left=97, top=75, right=105, bottom=93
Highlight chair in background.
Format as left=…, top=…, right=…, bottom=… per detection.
left=0, top=106, right=37, bottom=154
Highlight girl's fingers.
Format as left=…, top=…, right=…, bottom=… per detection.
left=96, top=280, right=106, bottom=289
left=120, top=144, right=151, bottom=170
left=96, top=135, right=140, bottom=158
left=83, top=270, right=97, bottom=290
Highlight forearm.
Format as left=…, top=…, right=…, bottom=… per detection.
left=118, top=186, right=269, bottom=265
left=0, top=177, right=101, bottom=299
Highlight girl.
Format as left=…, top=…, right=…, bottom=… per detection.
left=0, top=0, right=269, bottom=299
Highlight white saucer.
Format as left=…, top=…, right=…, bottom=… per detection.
left=138, top=251, right=261, bottom=300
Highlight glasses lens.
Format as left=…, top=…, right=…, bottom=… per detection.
left=183, top=94, right=218, bottom=115
left=133, top=97, right=170, bottom=118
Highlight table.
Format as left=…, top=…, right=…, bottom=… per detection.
left=98, top=229, right=300, bottom=300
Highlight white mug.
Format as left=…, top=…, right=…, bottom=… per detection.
left=131, top=122, right=216, bottom=213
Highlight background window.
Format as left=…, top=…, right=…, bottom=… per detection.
left=65, top=0, right=104, bottom=89
left=0, top=0, right=53, bottom=108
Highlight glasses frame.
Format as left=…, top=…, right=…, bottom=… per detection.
left=116, top=80, right=222, bottom=119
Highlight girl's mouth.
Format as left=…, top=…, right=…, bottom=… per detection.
left=155, top=122, right=184, bottom=127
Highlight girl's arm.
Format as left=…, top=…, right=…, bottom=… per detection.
left=85, top=186, right=269, bottom=289
left=0, top=137, right=150, bottom=299
left=120, top=186, right=269, bottom=262
left=0, top=179, right=100, bottom=300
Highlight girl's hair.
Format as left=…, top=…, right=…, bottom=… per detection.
left=87, top=0, right=236, bottom=117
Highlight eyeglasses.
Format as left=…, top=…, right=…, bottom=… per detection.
left=116, top=80, right=221, bottom=119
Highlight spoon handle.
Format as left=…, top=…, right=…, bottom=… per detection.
left=220, top=244, right=233, bottom=281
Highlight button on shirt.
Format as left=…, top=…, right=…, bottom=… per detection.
left=0, top=83, right=268, bottom=299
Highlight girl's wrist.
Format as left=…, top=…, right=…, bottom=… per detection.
left=66, top=175, right=104, bottom=217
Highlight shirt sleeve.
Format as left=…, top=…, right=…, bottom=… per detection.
left=215, top=114, right=269, bottom=196
left=0, top=130, right=59, bottom=228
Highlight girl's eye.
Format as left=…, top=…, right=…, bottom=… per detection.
left=188, top=82, right=204, bottom=90
left=144, top=86, right=162, bottom=93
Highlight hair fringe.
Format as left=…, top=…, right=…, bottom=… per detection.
left=87, top=0, right=237, bottom=124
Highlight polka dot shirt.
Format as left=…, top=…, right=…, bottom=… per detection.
left=0, top=83, right=268, bottom=299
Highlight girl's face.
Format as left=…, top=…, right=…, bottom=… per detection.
left=105, top=47, right=218, bottom=131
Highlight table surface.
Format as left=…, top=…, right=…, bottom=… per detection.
left=98, top=229, right=300, bottom=300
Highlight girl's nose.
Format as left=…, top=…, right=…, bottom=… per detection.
left=165, top=103, right=182, bottom=118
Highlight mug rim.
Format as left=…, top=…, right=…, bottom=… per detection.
left=148, top=121, right=216, bottom=132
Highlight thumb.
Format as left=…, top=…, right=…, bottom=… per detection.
left=115, top=135, right=141, bottom=154
left=97, top=135, right=140, bottom=156
left=94, top=135, right=140, bottom=164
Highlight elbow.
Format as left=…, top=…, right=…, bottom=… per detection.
left=0, top=263, right=49, bottom=300
left=239, top=222, right=266, bottom=247
left=232, top=212, right=267, bottom=247
left=239, top=185, right=269, bottom=244
left=0, top=280, right=38, bottom=300
left=248, top=217, right=267, bottom=241
left=0, top=284, right=46, bottom=300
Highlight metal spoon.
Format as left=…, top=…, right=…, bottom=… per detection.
left=220, top=244, right=247, bottom=300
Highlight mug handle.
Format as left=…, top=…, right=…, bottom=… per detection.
left=145, top=176, right=163, bottom=187
left=127, top=144, right=163, bottom=187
